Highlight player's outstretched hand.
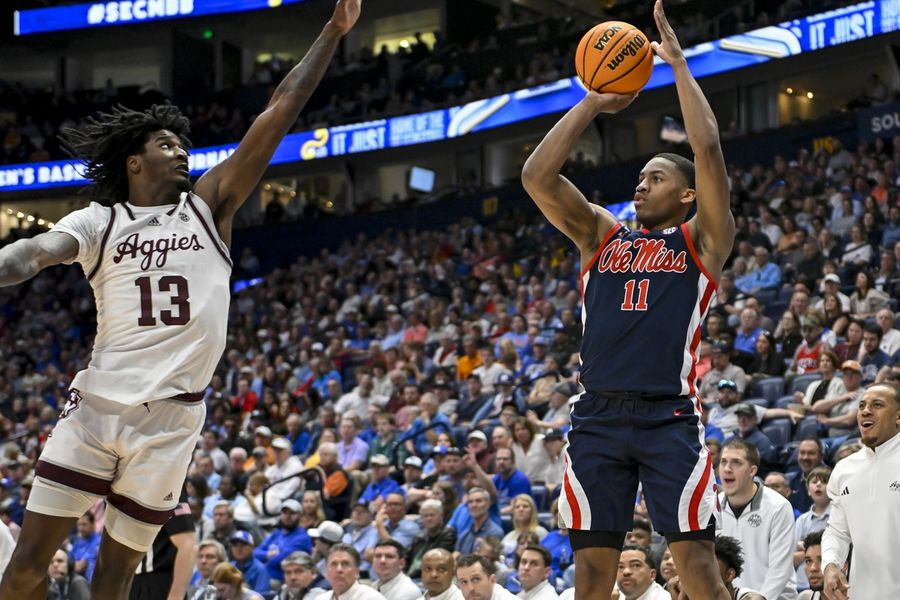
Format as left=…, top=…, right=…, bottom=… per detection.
left=650, top=0, right=685, bottom=66
left=823, top=563, right=849, bottom=600
left=329, top=0, right=361, bottom=35
left=583, top=90, right=638, bottom=114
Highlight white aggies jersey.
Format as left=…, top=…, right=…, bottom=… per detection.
left=53, top=192, right=231, bottom=405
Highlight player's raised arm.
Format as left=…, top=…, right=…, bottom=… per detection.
left=652, top=0, right=733, bottom=274
left=521, top=92, right=634, bottom=255
left=0, top=231, right=79, bottom=287
left=194, top=0, right=361, bottom=240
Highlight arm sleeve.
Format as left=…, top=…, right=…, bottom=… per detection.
left=821, top=475, right=852, bottom=570
left=761, top=502, right=797, bottom=600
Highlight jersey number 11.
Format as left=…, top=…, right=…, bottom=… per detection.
left=621, top=279, right=650, bottom=311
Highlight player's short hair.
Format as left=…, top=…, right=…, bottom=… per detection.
left=456, top=553, right=495, bottom=575
left=59, top=104, right=191, bottom=206
left=803, top=530, right=823, bottom=550
left=723, top=439, right=760, bottom=468
left=620, top=544, right=656, bottom=570
left=714, top=535, right=745, bottom=577
left=654, top=152, right=696, bottom=189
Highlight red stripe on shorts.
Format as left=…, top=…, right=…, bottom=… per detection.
left=35, top=460, right=112, bottom=496
left=562, top=452, right=582, bottom=530
left=688, top=452, right=713, bottom=531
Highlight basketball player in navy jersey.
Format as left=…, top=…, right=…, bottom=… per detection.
left=521, top=3, right=734, bottom=600
left=0, top=2, right=360, bottom=599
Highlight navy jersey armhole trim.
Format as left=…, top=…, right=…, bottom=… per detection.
left=580, top=222, right=622, bottom=281
left=681, top=222, right=716, bottom=284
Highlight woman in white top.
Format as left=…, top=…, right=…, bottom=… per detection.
left=512, top=417, right=550, bottom=482
left=849, top=270, right=890, bottom=320
left=795, top=351, right=846, bottom=413
left=839, top=224, right=873, bottom=268
left=500, top=494, right=548, bottom=556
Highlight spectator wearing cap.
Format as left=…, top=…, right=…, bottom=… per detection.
left=230, top=530, right=270, bottom=594
left=400, top=456, right=424, bottom=495
left=788, top=313, right=831, bottom=375
left=812, top=360, right=864, bottom=438
left=406, top=499, right=457, bottom=579
left=859, top=323, right=892, bottom=384
left=521, top=337, right=550, bottom=381
left=309, top=520, right=346, bottom=580
left=371, top=539, right=420, bottom=600
left=278, top=551, right=327, bottom=599
left=337, top=415, right=369, bottom=473
left=358, top=454, right=403, bottom=510
left=707, top=379, right=801, bottom=438
left=343, top=502, right=379, bottom=574
left=473, top=373, right=519, bottom=429
left=266, top=437, right=305, bottom=506
left=245, top=427, right=276, bottom=469
left=432, top=375, right=459, bottom=418
left=736, top=247, right=782, bottom=294
left=456, top=337, right=484, bottom=382
left=492, top=447, right=531, bottom=515
left=473, top=345, right=510, bottom=395
left=374, top=492, right=422, bottom=551
left=254, top=499, right=314, bottom=582
left=367, top=412, right=409, bottom=469
left=875, top=308, right=900, bottom=356
left=699, top=342, right=748, bottom=401
left=538, top=430, right=566, bottom=494
left=527, top=382, right=574, bottom=432
left=335, top=374, right=387, bottom=423
left=726, top=404, right=778, bottom=468
left=465, top=430, right=493, bottom=473
left=815, top=274, right=851, bottom=313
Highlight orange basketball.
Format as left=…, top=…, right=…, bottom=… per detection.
left=575, top=21, right=653, bottom=94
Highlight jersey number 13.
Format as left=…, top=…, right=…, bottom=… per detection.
left=135, top=275, right=191, bottom=326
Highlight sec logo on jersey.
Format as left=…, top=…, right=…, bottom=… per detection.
left=662, top=227, right=678, bottom=235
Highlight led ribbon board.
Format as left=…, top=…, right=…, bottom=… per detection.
left=3, top=1, right=898, bottom=192
left=14, top=0, right=307, bottom=36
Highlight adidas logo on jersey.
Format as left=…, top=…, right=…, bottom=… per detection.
left=178, top=212, right=189, bottom=222
left=163, top=492, right=174, bottom=501
left=148, top=217, right=161, bottom=226
left=840, top=486, right=850, bottom=496
left=890, top=481, right=900, bottom=492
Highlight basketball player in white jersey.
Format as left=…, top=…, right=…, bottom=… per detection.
left=0, top=2, right=361, bottom=598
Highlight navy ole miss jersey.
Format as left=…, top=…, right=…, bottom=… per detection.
left=579, top=222, right=716, bottom=396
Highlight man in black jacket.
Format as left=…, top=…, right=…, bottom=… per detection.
left=406, top=499, right=456, bottom=579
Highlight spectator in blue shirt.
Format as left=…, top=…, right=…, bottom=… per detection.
left=541, top=501, right=573, bottom=583
left=734, top=308, right=765, bottom=356
left=342, top=502, right=380, bottom=574
left=860, top=323, right=892, bottom=383
left=408, top=394, right=452, bottom=457
left=358, top=454, right=403, bottom=510
left=254, top=499, right=314, bottom=582
left=491, top=447, right=531, bottom=515
left=736, top=247, right=782, bottom=293
left=374, top=492, right=421, bottom=548
left=455, top=487, right=505, bottom=554
left=70, top=513, right=101, bottom=581
left=229, top=530, right=270, bottom=594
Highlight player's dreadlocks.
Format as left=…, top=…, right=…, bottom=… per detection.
left=59, top=104, right=192, bottom=206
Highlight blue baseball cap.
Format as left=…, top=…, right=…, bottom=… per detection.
left=229, top=530, right=254, bottom=546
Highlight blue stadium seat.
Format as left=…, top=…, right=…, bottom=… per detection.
left=753, top=377, right=785, bottom=405
left=790, top=373, right=822, bottom=395
left=794, top=416, right=819, bottom=441
left=778, top=286, right=795, bottom=303
left=764, top=301, right=787, bottom=322
left=501, top=514, right=513, bottom=534
left=755, top=288, right=778, bottom=306
left=538, top=512, right=553, bottom=531
left=762, top=419, right=791, bottom=447
left=774, top=395, right=796, bottom=410
left=531, top=485, right=548, bottom=511
left=744, top=397, right=769, bottom=409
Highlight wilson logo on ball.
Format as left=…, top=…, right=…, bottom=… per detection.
left=607, top=35, right=647, bottom=71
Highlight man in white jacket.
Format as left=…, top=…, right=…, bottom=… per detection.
left=822, top=382, right=900, bottom=599
left=717, top=440, right=797, bottom=600
left=456, top=554, right=518, bottom=600
left=370, top=540, right=420, bottom=600
left=419, top=549, right=463, bottom=600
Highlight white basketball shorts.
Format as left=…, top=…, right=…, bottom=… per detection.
left=30, top=388, right=205, bottom=552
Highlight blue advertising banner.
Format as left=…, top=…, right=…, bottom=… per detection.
left=14, top=0, right=307, bottom=36
left=858, top=100, right=900, bottom=140
left=4, top=1, right=899, bottom=192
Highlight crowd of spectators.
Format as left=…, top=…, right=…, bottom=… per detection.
left=0, top=123, right=898, bottom=597
left=0, top=0, right=866, bottom=167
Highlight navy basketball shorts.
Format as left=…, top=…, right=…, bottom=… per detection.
left=559, top=392, right=718, bottom=549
